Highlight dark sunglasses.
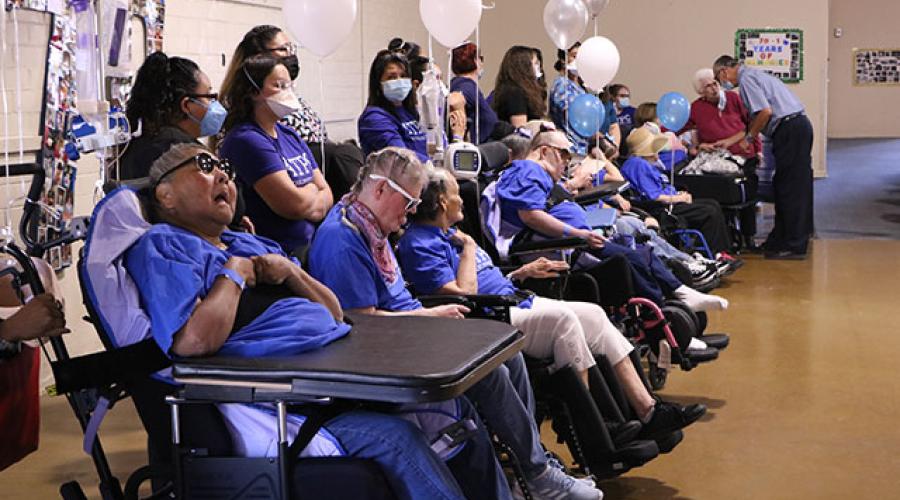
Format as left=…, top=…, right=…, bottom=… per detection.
left=160, top=152, right=235, bottom=183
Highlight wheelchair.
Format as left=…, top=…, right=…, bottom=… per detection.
left=13, top=165, right=523, bottom=499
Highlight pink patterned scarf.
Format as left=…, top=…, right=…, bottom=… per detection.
left=340, top=194, right=397, bottom=284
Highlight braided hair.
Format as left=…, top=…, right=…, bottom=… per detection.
left=349, top=147, right=429, bottom=198
left=126, top=52, right=201, bottom=135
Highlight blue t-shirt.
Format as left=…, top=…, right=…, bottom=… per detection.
left=308, top=204, right=422, bottom=312
left=549, top=77, right=617, bottom=156
left=219, top=122, right=319, bottom=253
left=450, top=77, right=498, bottom=144
left=616, top=106, right=636, bottom=129
left=496, top=159, right=590, bottom=236
left=124, top=224, right=350, bottom=357
left=396, top=224, right=532, bottom=308
left=657, top=149, right=688, bottom=171
left=620, top=156, right=677, bottom=202
left=357, top=105, right=428, bottom=163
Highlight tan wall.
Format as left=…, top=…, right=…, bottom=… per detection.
left=827, top=0, right=900, bottom=138
left=479, top=0, right=830, bottom=176
left=0, top=0, right=427, bottom=387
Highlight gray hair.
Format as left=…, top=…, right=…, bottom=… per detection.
left=351, top=146, right=429, bottom=196
left=712, top=55, right=739, bottom=74
left=692, top=68, right=715, bottom=94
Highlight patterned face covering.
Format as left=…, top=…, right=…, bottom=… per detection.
left=340, top=193, right=397, bottom=284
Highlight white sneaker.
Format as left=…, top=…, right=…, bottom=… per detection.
left=687, top=337, right=708, bottom=351
left=526, top=464, right=603, bottom=500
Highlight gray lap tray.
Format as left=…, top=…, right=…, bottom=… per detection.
left=173, top=314, right=523, bottom=404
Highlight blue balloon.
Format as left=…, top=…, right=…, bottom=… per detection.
left=568, top=94, right=605, bottom=138
left=657, top=91, right=691, bottom=132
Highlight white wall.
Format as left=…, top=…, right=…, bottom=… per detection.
left=479, top=0, right=830, bottom=177
left=827, top=0, right=900, bottom=138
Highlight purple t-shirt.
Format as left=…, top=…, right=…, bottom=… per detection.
left=220, top=122, right=319, bottom=252
left=450, top=77, right=498, bottom=144
left=358, top=105, right=428, bottom=163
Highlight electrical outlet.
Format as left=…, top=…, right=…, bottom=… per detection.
left=834, top=27, right=843, bottom=38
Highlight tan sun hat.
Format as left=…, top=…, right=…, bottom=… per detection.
left=626, top=127, right=669, bottom=157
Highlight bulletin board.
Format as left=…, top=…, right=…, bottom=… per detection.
left=853, top=49, right=900, bottom=86
left=734, top=28, right=803, bottom=83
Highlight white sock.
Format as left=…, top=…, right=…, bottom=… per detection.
left=674, top=285, right=729, bottom=312
left=688, top=337, right=708, bottom=350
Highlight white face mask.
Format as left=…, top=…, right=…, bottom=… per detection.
left=717, top=88, right=727, bottom=112
left=534, top=64, right=543, bottom=80
left=266, top=88, right=301, bottom=119
left=566, top=62, right=578, bottom=75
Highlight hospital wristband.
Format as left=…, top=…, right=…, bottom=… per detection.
left=217, top=268, right=246, bottom=291
left=562, top=224, right=573, bottom=237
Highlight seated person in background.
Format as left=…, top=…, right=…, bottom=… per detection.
left=308, top=147, right=602, bottom=500
left=358, top=47, right=430, bottom=163
left=492, top=46, right=548, bottom=128
left=124, top=141, right=509, bottom=500
left=0, top=259, right=68, bottom=472
left=621, top=127, right=733, bottom=257
left=684, top=68, right=761, bottom=247
left=221, top=25, right=364, bottom=202
left=549, top=43, right=620, bottom=158
left=633, top=102, right=688, bottom=170
left=495, top=129, right=728, bottom=314
left=397, top=168, right=705, bottom=438
left=450, top=42, right=513, bottom=143
left=219, top=54, right=332, bottom=255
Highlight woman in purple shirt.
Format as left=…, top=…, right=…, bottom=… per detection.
left=358, top=49, right=429, bottom=163
left=219, top=55, right=333, bottom=255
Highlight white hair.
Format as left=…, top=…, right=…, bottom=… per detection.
left=692, top=68, right=715, bottom=94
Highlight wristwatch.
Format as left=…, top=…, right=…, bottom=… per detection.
left=217, top=268, right=246, bottom=290
left=744, top=133, right=755, bottom=142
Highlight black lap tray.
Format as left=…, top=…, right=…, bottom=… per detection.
left=173, top=314, right=523, bottom=404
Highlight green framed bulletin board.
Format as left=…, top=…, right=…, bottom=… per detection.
left=734, top=28, right=803, bottom=83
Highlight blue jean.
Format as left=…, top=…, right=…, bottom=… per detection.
left=325, top=398, right=511, bottom=500
left=465, top=353, right=547, bottom=480
left=615, top=216, right=693, bottom=262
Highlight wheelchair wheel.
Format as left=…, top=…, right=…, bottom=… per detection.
left=648, top=362, right=667, bottom=391
left=695, top=311, right=708, bottom=334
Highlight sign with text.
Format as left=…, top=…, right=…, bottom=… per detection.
left=735, top=28, right=803, bottom=83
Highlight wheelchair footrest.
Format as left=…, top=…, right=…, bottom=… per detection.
left=700, top=333, right=730, bottom=350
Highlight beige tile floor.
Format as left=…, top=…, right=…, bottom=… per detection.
left=3, top=239, right=900, bottom=499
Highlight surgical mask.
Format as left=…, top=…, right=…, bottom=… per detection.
left=645, top=122, right=661, bottom=135
left=717, top=88, right=727, bottom=112
left=382, top=78, right=412, bottom=104
left=566, top=62, right=578, bottom=75
left=617, top=97, right=630, bottom=108
left=721, top=79, right=735, bottom=91
left=534, top=64, right=543, bottom=80
left=266, top=88, right=301, bottom=119
left=281, top=55, right=300, bottom=81
left=478, top=68, right=484, bottom=80
left=189, top=98, right=227, bottom=137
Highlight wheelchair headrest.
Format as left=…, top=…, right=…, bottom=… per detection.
left=477, top=141, right=510, bottom=173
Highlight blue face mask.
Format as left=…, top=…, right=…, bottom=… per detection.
left=189, top=98, right=227, bottom=137
left=618, top=97, right=630, bottom=108
left=382, top=78, right=413, bottom=104
left=721, top=79, right=735, bottom=91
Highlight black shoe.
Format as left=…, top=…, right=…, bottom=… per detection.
left=655, top=429, right=684, bottom=454
left=764, top=249, right=807, bottom=260
left=606, top=420, right=642, bottom=448
left=639, top=401, right=706, bottom=440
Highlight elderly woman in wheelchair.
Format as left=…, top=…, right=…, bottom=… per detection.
left=308, top=147, right=604, bottom=499
left=396, top=167, right=705, bottom=441
left=121, top=141, right=512, bottom=499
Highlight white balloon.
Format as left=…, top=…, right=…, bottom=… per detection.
left=420, top=0, right=482, bottom=48
left=585, top=0, right=610, bottom=18
left=282, top=0, right=358, bottom=58
left=575, top=36, right=620, bottom=90
left=543, top=0, right=589, bottom=51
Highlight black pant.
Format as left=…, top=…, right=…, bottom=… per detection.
left=671, top=198, right=732, bottom=255
left=767, top=115, right=814, bottom=254
left=739, top=157, right=760, bottom=241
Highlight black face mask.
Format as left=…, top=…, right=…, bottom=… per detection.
left=281, top=55, right=300, bottom=81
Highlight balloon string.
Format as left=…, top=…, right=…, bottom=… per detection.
left=474, top=23, right=480, bottom=145
left=318, top=57, right=326, bottom=178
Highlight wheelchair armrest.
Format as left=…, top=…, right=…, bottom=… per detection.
left=573, top=181, right=630, bottom=205
left=417, top=293, right=521, bottom=312
left=509, top=237, right=587, bottom=256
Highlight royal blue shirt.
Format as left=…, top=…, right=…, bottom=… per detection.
left=657, top=149, right=688, bottom=170
left=450, top=77, right=499, bottom=144
left=219, top=122, right=319, bottom=253
left=124, top=224, right=350, bottom=357
left=358, top=105, right=428, bottom=163
left=308, top=204, right=422, bottom=312
left=396, top=224, right=533, bottom=308
left=620, top=156, right=677, bottom=202
left=496, top=159, right=591, bottom=236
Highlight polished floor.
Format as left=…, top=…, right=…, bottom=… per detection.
left=2, top=239, right=899, bottom=498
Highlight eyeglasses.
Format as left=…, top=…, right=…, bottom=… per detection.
left=267, top=42, right=298, bottom=56
left=160, top=152, right=235, bottom=184
left=369, top=173, right=421, bottom=212
left=186, top=92, right=219, bottom=100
